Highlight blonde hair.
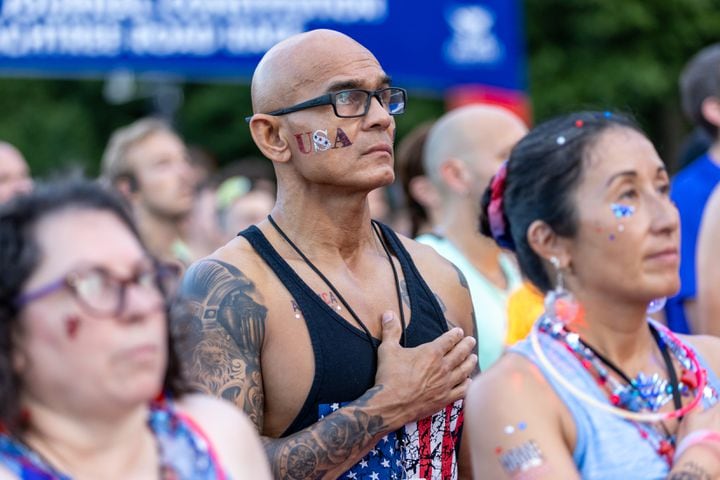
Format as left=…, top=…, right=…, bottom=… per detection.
left=100, top=118, right=173, bottom=186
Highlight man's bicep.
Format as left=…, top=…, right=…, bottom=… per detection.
left=173, top=258, right=268, bottom=428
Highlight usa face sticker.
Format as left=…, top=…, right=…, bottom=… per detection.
left=294, top=127, right=353, bottom=154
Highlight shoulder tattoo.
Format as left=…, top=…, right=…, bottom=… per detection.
left=172, top=259, right=267, bottom=426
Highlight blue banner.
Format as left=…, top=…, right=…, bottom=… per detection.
left=0, top=0, right=525, bottom=92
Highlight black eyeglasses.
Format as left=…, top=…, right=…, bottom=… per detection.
left=245, top=87, right=407, bottom=122
left=15, top=262, right=181, bottom=317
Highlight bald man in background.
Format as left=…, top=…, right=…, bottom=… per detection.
left=418, top=105, right=527, bottom=370
left=0, top=142, right=32, bottom=203
left=175, top=29, right=477, bottom=479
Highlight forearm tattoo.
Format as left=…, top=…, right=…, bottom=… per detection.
left=173, top=259, right=267, bottom=427
left=668, top=461, right=712, bottom=480
left=264, top=386, right=389, bottom=479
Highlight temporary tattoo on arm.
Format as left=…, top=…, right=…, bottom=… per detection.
left=173, top=259, right=267, bottom=427
left=668, top=462, right=712, bottom=480
left=498, top=440, right=545, bottom=477
left=263, top=386, right=389, bottom=479
left=451, top=263, right=480, bottom=373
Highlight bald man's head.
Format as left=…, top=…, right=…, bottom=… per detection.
left=251, top=29, right=379, bottom=115
left=424, top=105, right=527, bottom=196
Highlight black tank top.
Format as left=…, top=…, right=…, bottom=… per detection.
left=239, top=222, right=448, bottom=436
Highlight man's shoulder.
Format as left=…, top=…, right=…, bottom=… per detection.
left=179, top=235, right=273, bottom=301
left=398, top=231, right=455, bottom=271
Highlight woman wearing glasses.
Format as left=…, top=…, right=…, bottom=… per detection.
left=0, top=180, right=271, bottom=479
left=465, top=111, right=720, bottom=479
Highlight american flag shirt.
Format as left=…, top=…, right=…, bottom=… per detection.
left=319, top=399, right=464, bottom=480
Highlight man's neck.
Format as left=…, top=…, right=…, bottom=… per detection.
left=135, top=205, right=186, bottom=261
left=436, top=199, right=508, bottom=290
left=269, top=188, right=378, bottom=262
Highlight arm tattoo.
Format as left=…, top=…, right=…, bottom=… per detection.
left=451, top=263, right=480, bottom=374
left=264, top=386, right=389, bottom=479
left=173, top=259, right=267, bottom=427
left=668, top=462, right=712, bottom=480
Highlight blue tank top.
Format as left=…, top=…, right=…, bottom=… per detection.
left=239, top=222, right=464, bottom=480
left=0, top=398, right=226, bottom=480
left=511, top=323, right=720, bottom=479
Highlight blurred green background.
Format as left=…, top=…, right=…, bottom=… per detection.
left=1, top=0, right=719, bottom=177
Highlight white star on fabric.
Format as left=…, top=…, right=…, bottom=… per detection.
left=359, top=459, right=369, bottom=469
left=331, top=403, right=340, bottom=411
left=381, top=459, right=390, bottom=468
left=396, top=459, right=402, bottom=467
left=346, top=472, right=357, bottom=479
left=371, top=449, right=378, bottom=456
left=370, top=472, right=380, bottom=480
left=382, top=435, right=389, bottom=443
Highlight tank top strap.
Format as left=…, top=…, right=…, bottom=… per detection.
left=149, top=397, right=227, bottom=480
left=374, top=221, right=447, bottom=334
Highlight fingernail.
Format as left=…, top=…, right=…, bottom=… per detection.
left=382, top=311, right=393, bottom=324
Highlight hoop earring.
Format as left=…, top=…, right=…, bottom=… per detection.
left=544, top=256, right=579, bottom=324
left=646, top=297, right=667, bottom=315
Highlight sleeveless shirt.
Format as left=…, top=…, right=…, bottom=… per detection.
left=0, top=397, right=227, bottom=480
left=239, top=222, right=463, bottom=480
left=511, top=323, right=720, bottom=479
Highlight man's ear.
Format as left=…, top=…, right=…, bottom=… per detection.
left=113, top=175, right=138, bottom=202
left=701, top=96, right=720, bottom=132
left=408, top=175, right=441, bottom=210
left=248, top=115, right=292, bottom=164
left=527, top=219, right=572, bottom=270
left=439, top=158, right=472, bottom=196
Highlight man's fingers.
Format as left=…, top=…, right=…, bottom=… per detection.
left=379, top=310, right=402, bottom=346
left=441, top=335, right=477, bottom=369
left=430, top=327, right=465, bottom=356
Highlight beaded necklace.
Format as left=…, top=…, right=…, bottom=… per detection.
left=533, top=316, right=715, bottom=466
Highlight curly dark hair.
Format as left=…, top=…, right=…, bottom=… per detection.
left=0, top=179, right=189, bottom=432
left=480, top=111, right=643, bottom=292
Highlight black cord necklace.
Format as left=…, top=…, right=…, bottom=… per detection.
left=576, top=323, right=682, bottom=442
left=577, top=324, right=681, bottom=412
left=266, top=215, right=407, bottom=352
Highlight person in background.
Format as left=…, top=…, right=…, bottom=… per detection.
left=0, top=142, right=32, bottom=204
left=215, top=175, right=275, bottom=240
left=0, top=179, right=270, bottom=479
left=394, top=121, right=440, bottom=238
left=100, top=118, right=198, bottom=266
left=666, top=43, right=720, bottom=334
left=418, top=104, right=527, bottom=370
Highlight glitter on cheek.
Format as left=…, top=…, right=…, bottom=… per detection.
left=518, top=421, right=527, bottom=431
left=611, top=203, right=635, bottom=218
left=504, top=425, right=515, bottom=434
left=618, top=224, right=625, bottom=232
left=609, top=234, right=616, bottom=241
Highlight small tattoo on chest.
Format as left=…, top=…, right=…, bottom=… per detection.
left=290, top=291, right=342, bottom=319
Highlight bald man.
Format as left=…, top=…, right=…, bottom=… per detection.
left=0, top=142, right=32, bottom=203
left=175, top=29, right=478, bottom=479
left=418, top=105, right=527, bottom=370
